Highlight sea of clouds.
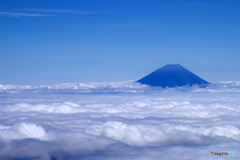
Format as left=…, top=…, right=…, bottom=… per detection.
left=0, top=81, right=240, bottom=160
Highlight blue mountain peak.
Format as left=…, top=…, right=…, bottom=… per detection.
left=137, top=64, right=210, bottom=88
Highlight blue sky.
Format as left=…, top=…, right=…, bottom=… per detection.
left=0, top=0, right=240, bottom=84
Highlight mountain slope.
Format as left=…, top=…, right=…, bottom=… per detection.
left=137, top=64, right=210, bottom=87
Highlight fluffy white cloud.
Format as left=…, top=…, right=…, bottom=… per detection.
left=0, top=81, right=240, bottom=159
left=0, top=123, right=47, bottom=141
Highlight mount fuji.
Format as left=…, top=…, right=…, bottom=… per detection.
left=137, top=64, right=210, bottom=87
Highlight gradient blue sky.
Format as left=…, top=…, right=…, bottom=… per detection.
left=0, top=0, right=240, bottom=84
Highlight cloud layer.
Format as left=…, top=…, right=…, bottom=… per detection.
left=0, top=11, right=50, bottom=17
left=0, top=81, right=240, bottom=159
left=0, top=9, right=109, bottom=17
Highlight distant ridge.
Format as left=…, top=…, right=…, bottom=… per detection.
left=136, top=64, right=210, bottom=87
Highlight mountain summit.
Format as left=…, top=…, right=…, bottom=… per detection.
left=136, top=64, right=210, bottom=87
